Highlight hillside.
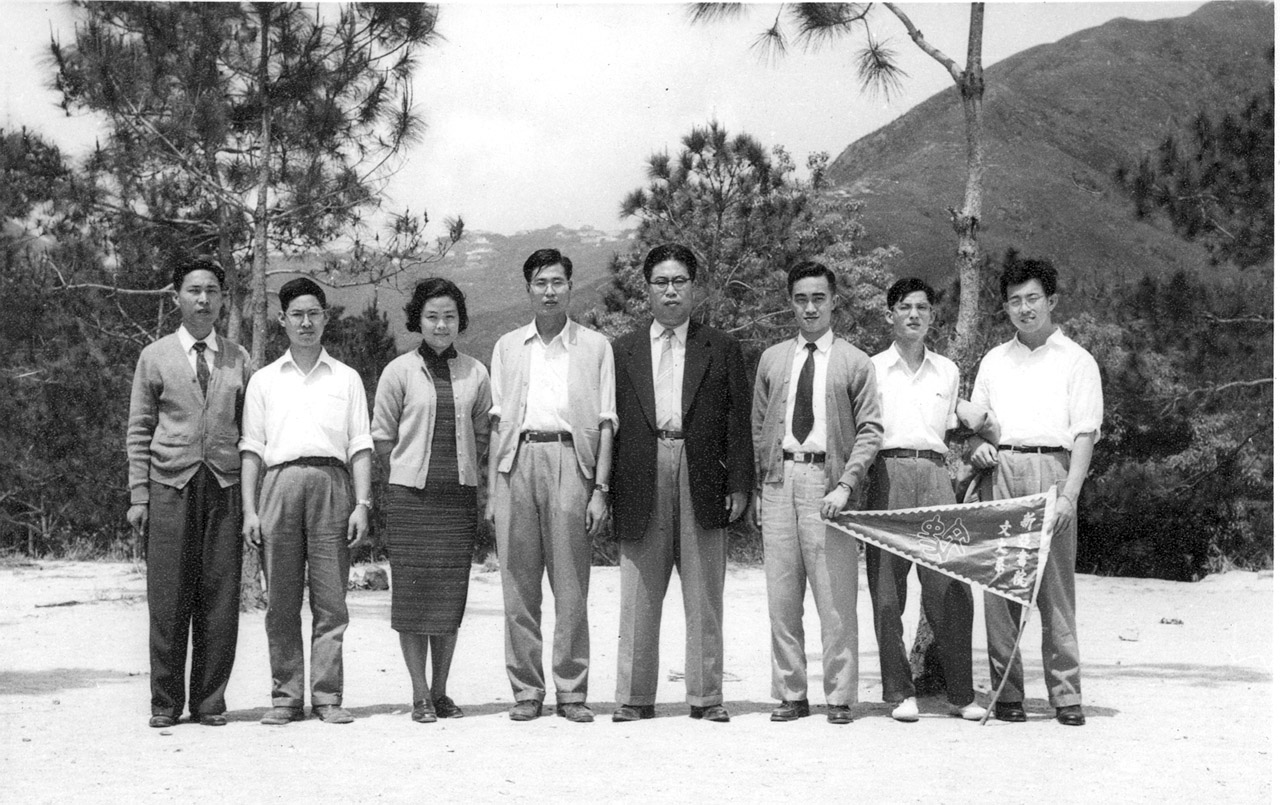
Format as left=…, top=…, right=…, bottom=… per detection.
left=272, top=223, right=631, bottom=358
left=827, top=1, right=1274, bottom=291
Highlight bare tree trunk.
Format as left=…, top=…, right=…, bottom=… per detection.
left=240, top=1, right=274, bottom=613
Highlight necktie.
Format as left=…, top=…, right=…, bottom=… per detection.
left=656, top=328, right=678, bottom=429
left=193, top=341, right=210, bottom=398
left=792, top=342, right=817, bottom=443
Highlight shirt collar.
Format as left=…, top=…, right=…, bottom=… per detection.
left=650, top=319, right=689, bottom=345
left=281, top=347, right=334, bottom=374
left=794, top=329, right=834, bottom=354
left=887, top=341, right=938, bottom=372
left=177, top=324, right=219, bottom=353
left=1010, top=326, right=1064, bottom=354
left=522, top=318, right=574, bottom=346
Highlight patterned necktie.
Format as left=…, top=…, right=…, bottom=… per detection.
left=656, top=328, right=678, bottom=429
left=792, top=342, right=817, bottom=443
left=193, top=341, right=210, bottom=398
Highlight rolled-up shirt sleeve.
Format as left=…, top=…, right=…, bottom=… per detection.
left=597, top=342, right=618, bottom=430
left=346, top=369, right=374, bottom=459
left=1068, top=352, right=1104, bottom=444
left=239, top=371, right=268, bottom=459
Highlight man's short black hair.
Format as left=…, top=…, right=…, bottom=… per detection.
left=886, top=277, right=937, bottom=308
left=642, top=243, right=698, bottom=283
left=786, top=260, right=836, bottom=296
left=277, top=277, right=327, bottom=312
left=171, top=257, right=225, bottom=291
left=523, top=248, right=573, bottom=283
left=999, top=257, right=1058, bottom=300
left=405, top=277, right=469, bottom=334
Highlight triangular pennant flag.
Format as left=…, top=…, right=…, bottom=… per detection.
left=827, top=489, right=1057, bottom=606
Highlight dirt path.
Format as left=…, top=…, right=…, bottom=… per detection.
left=0, top=560, right=1270, bottom=803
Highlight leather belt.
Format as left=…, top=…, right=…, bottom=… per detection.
left=879, top=448, right=943, bottom=460
left=520, top=431, right=572, bottom=444
left=656, top=429, right=685, bottom=440
left=998, top=445, right=1067, bottom=454
left=278, top=456, right=347, bottom=470
left=783, top=451, right=826, bottom=464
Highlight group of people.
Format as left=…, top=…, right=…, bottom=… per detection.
left=127, top=243, right=1101, bottom=730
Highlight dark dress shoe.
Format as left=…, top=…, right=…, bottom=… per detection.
left=149, top=714, right=176, bottom=729
left=690, top=704, right=730, bottom=722
left=770, top=699, right=810, bottom=722
left=556, top=703, right=595, bottom=723
left=1056, top=705, right=1086, bottom=726
left=993, top=701, right=1027, bottom=723
left=432, top=695, right=464, bottom=719
left=612, top=704, right=656, bottom=722
left=196, top=713, right=227, bottom=727
left=411, top=700, right=438, bottom=723
left=509, top=700, right=542, bottom=721
left=826, top=705, right=853, bottom=725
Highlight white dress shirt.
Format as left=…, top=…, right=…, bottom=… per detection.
left=649, top=319, right=689, bottom=423
left=240, top=348, right=374, bottom=467
left=519, top=321, right=573, bottom=432
left=871, top=343, right=959, bottom=454
left=782, top=330, right=833, bottom=453
left=971, top=328, right=1104, bottom=449
left=177, top=324, right=217, bottom=376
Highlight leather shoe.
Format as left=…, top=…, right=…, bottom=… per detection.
left=770, top=699, right=810, bottom=722
left=411, top=700, right=437, bottom=723
left=313, top=704, right=354, bottom=724
left=432, top=695, right=464, bottom=719
left=509, top=700, right=542, bottom=721
left=556, top=703, right=595, bottom=723
left=260, top=706, right=305, bottom=726
left=993, top=701, right=1027, bottom=723
left=1056, top=705, right=1086, bottom=726
left=689, top=704, right=730, bottom=722
left=826, top=705, right=853, bottom=725
left=149, top=714, right=176, bottom=729
left=196, top=713, right=227, bottom=727
left=612, top=704, right=656, bottom=722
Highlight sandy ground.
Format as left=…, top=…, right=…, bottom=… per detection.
left=0, top=558, right=1271, bottom=804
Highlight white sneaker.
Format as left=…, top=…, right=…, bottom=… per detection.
left=890, top=697, right=919, bottom=722
left=949, top=701, right=985, bottom=721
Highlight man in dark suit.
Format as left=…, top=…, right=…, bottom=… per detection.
left=610, top=243, right=755, bottom=723
left=126, top=257, right=252, bottom=728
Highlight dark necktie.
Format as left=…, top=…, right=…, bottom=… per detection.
left=193, top=341, right=210, bottom=397
left=792, top=342, right=817, bottom=443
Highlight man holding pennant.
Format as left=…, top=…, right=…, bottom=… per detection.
left=968, top=257, right=1103, bottom=727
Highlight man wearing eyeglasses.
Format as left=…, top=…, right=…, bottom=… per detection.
left=967, top=257, right=1103, bottom=727
left=610, top=243, right=754, bottom=723
left=240, top=277, right=374, bottom=726
left=486, top=248, right=616, bottom=723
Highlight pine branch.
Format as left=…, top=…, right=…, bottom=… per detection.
left=883, top=2, right=963, bottom=83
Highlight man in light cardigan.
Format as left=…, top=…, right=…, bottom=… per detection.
left=751, top=260, right=883, bottom=725
left=126, top=257, right=252, bottom=728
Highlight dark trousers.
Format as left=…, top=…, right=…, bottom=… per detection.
left=146, top=466, right=243, bottom=717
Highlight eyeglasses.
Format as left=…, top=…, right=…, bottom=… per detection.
left=286, top=309, right=326, bottom=324
left=530, top=279, right=569, bottom=291
left=648, top=277, right=691, bottom=290
left=1005, top=294, right=1044, bottom=310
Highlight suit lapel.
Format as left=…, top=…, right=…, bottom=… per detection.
left=622, top=328, right=658, bottom=432
left=682, top=322, right=710, bottom=421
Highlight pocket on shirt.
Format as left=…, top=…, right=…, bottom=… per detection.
left=318, top=392, right=349, bottom=434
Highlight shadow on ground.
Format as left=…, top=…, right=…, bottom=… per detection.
left=0, top=668, right=138, bottom=696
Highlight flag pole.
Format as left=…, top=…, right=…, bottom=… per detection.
left=979, top=485, right=1058, bottom=725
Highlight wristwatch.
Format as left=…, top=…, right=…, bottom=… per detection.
left=593, top=482, right=610, bottom=494
left=356, top=499, right=373, bottom=510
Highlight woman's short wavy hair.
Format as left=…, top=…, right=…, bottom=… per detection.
left=405, top=277, right=469, bottom=334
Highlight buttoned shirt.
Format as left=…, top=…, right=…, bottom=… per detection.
left=177, top=324, right=217, bottom=376
left=971, top=328, right=1104, bottom=449
left=649, top=319, right=689, bottom=417
left=506, top=321, right=572, bottom=433
left=870, top=343, right=959, bottom=454
left=782, top=330, right=833, bottom=453
left=240, top=348, right=374, bottom=467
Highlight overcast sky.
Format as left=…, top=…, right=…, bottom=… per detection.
left=3, top=2, right=1205, bottom=237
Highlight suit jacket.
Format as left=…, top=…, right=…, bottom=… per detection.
left=752, top=336, right=883, bottom=495
left=126, top=331, right=253, bottom=504
left=611, top=320, right=754, bottom=539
